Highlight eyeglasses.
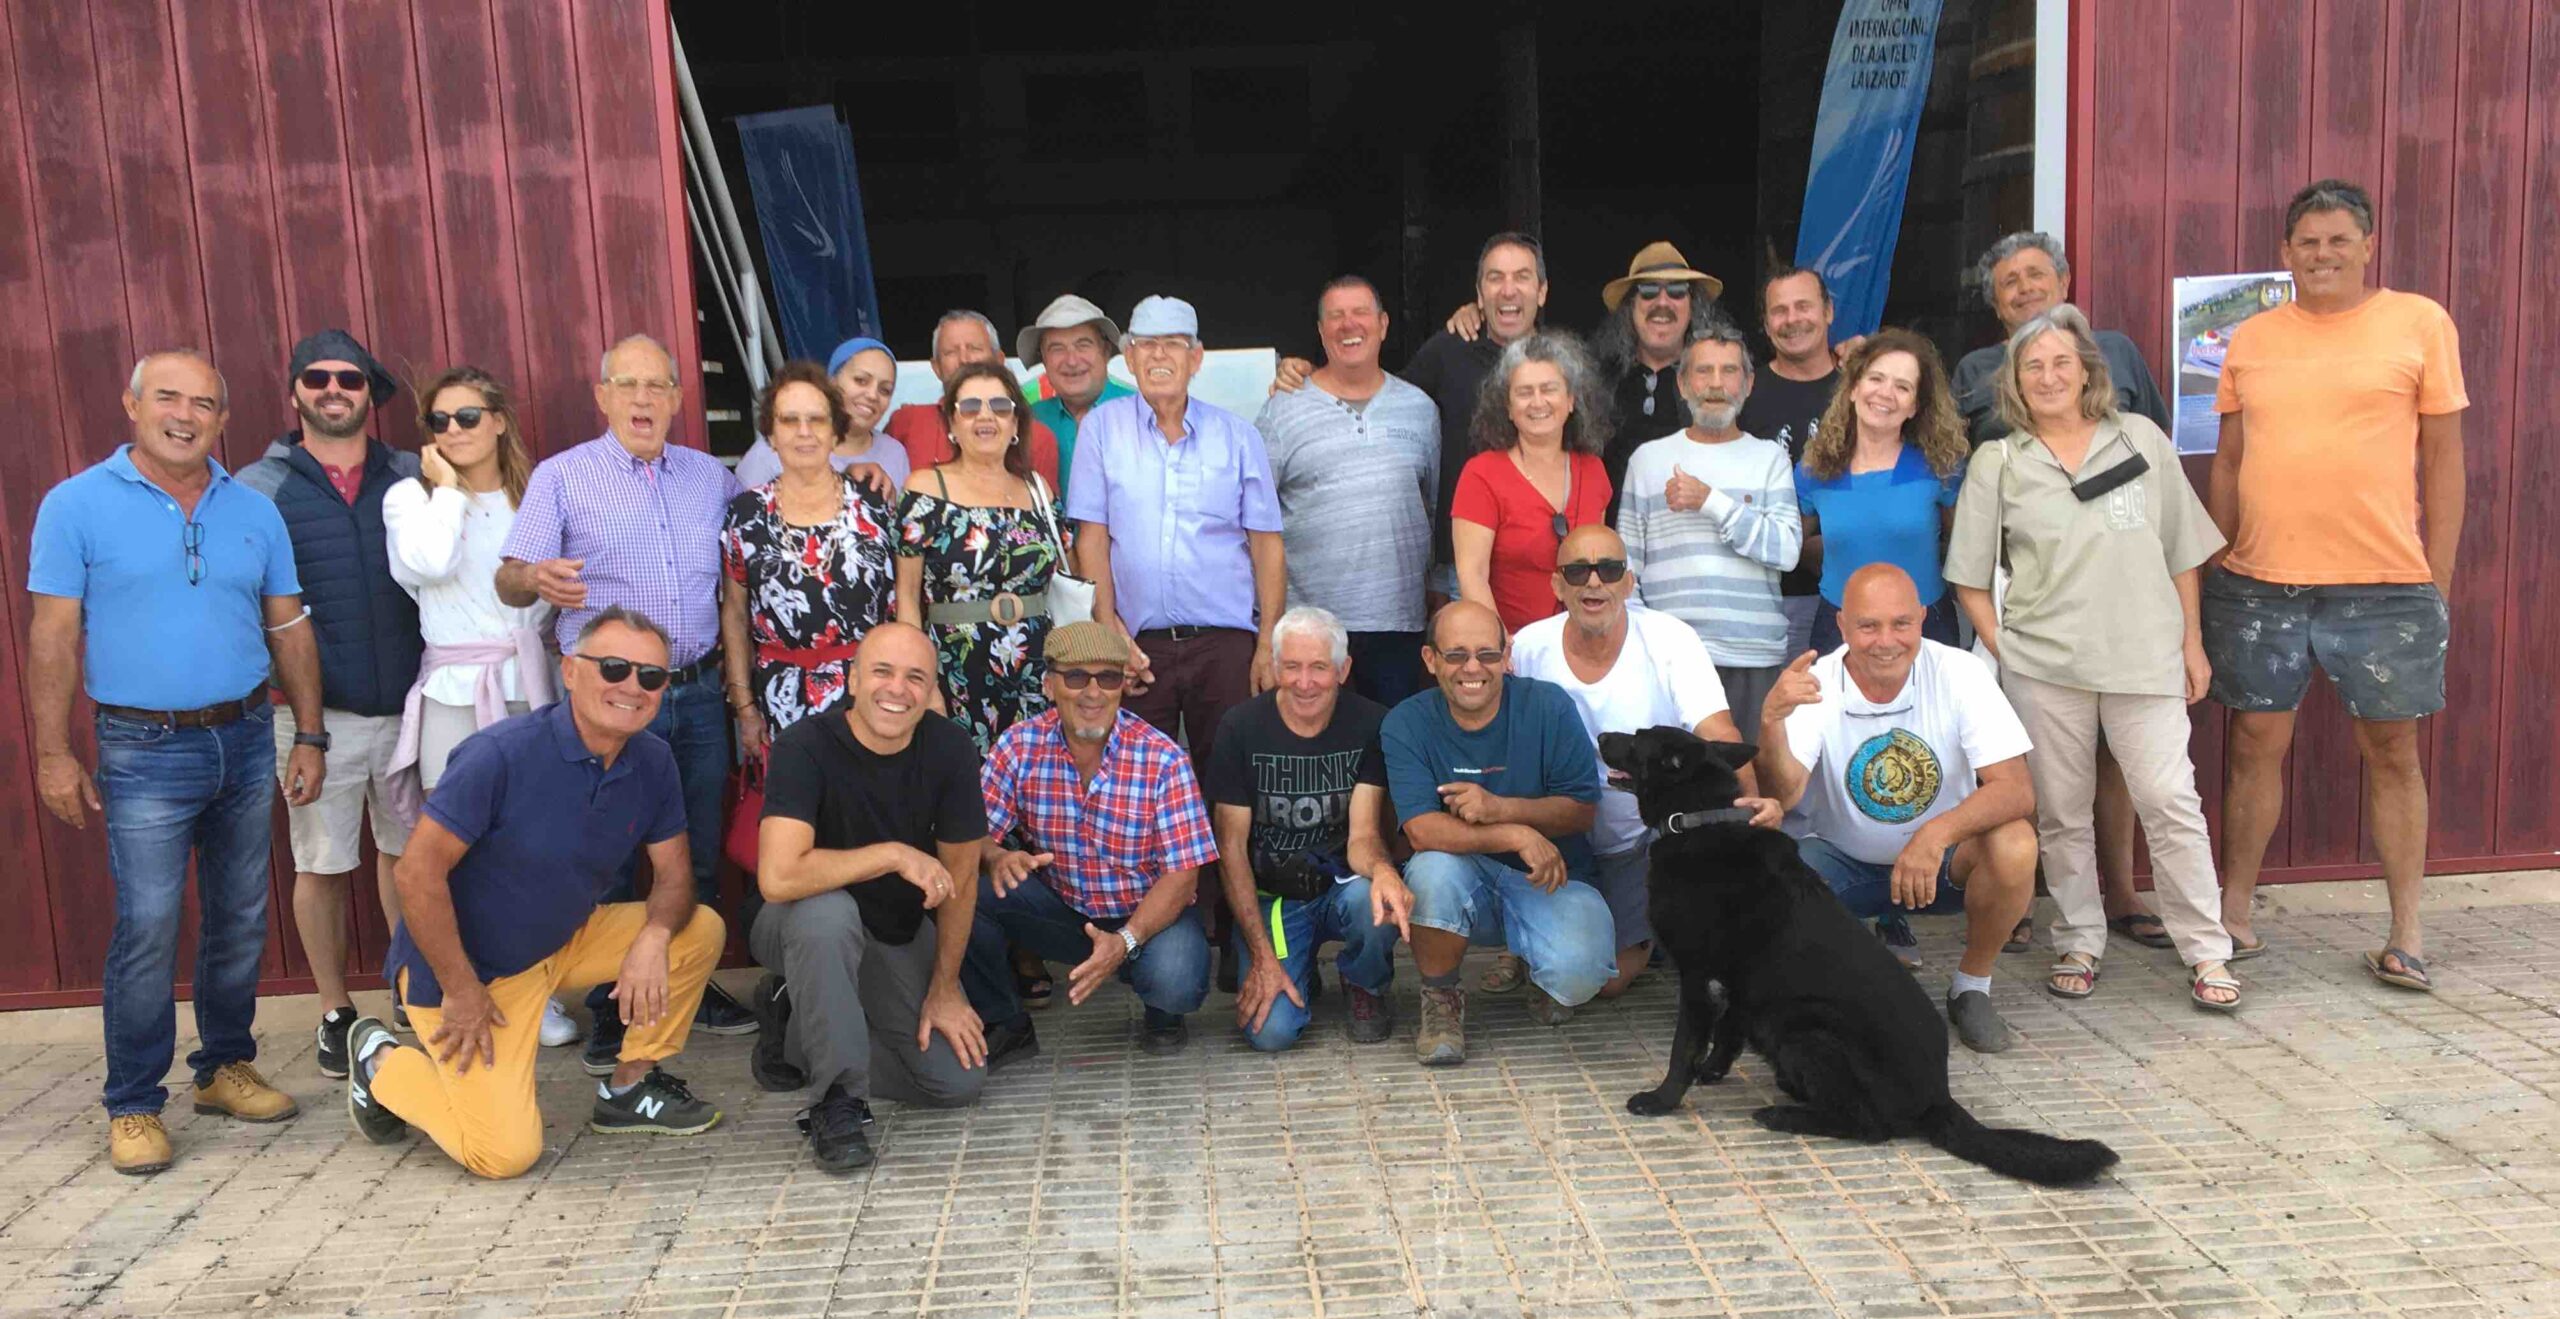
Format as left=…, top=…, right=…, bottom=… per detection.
left=425, top=407, right=488, bottom=433
left=299, top=367, right=367, bottom=393
left=1123, top=335, right=1196, bottom=353
left=1437, top=648, right=1505, bottom=668
left=1054, top=667, right=1127, bottom=691
left=182, top=521, right=204, bottom=587
left=573, top=653, right=671, bottom=690
left=954, top=396, right=1018, bottom=415
left=1558, top=558, right=1629, bottom=586
left=604, top=376, right=678, bottom=397
left=1633, top=282, right=1691, bottom=301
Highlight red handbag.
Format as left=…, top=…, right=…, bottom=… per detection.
left=724, top=754, right=765, bottom=873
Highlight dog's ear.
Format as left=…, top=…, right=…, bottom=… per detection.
left=1707, top=741, right=1758, bottom=772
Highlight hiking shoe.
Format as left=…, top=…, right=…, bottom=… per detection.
left=693, top=981, right=758, bottom=1036
left=193, top=1062, right=299, bottom=1122
left=1139, top=1008, right=1189, bottom=1056
left=343, top=1016, right=409, bottom=1146
left=749, top=973, right=805, bottom=1092
left=1878, top=915, right=1923, bottom=971
left=109, top=1113, right=173, bottom=1175
left=590, top=1067, right=722, bottom=1136
left=798, top=1084, right=875, bottom=1173
left=538, top=998, right=581, bottom=1048
left=1948, top=991, right=2017, bottom=1054
left=1525, top=984, right=1576, bottom=1026
left=1416, top=986, right=1467, bottom=1066
left=984, top=1013, right=1041, bottom=1073
left=1346, top=985, right=1392, bottom=1045
left=582, top=1012, right=625, bottom=1077
left=314, top=1006, right=357, bottom=1080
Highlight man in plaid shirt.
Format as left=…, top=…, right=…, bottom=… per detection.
left=967, top=622, right=1216, bottom=1055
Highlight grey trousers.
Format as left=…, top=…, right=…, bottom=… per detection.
left=748, top=890, right=984, bottom=1107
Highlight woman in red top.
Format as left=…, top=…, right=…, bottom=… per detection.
left=1451, top=332, right=1615, bottom=632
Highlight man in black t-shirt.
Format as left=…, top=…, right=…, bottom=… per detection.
left=1203, top=608, right=1411, bottom=1051
left=750, top=624, right=1014, bottom=1172
left=1734, top=267, right=1847, bottom=660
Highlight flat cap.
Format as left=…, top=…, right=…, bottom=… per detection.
left=1044, top=621, right=1131, bottom=667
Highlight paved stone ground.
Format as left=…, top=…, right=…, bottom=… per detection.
left=7, top=887, right=2560, bottom=1318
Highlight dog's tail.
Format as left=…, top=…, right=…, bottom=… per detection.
left=1924, top=1101, right=2119, bottom=1187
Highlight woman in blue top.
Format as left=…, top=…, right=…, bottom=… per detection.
left=1794, top=328, right=1969, bottom=653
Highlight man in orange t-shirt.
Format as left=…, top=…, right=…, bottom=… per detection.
left=883, top=309, right=1062, bottom=489
left=2203, top=179, right=2467, bottom=994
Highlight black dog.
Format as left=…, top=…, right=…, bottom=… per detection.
left=1598, top=726, right=2118, bottom=1187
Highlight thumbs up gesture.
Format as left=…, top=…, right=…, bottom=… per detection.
left=1764, top=649, right=1823, bottom=725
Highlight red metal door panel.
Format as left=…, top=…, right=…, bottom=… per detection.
left=89, top=0, right=211, bottom=357
left=493, top=0, right=607, bottom=460
left=259, top=0, right=370, bottom=357
left=574, top=0, right=697, bottom=418
left=334, top=0, right=445, bottom=456
left=411, top=0, right=529, bottom=387
left=170, top=4, right=295, bottom=473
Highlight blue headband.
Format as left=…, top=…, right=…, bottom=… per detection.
left=827, top=336, right=893, bottom=376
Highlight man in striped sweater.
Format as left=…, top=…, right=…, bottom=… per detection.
left=1614, top=320, right=1802, bottom=739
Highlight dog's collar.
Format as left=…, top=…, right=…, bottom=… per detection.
left=1663, top=806, right=1759, bottom=834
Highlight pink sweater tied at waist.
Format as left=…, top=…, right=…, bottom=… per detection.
left=385, top=629, right=559, bottom=830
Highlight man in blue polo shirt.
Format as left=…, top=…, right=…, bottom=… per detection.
left=341, top=606, right=728, bottom=1179
left=27, top=349, right=329, bottom=1175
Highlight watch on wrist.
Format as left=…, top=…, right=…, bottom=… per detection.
left=1117, top=926, right=1142, bottom=960
left=293, top=731, right=332, bottom=752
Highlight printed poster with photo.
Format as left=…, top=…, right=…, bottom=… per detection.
left=2169, top=272, right=2294, bottom=454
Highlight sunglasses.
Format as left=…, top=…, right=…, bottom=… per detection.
left=1633, top=282, right=1691, bottom=301
left=1559, top=558, right=1629, bottom=586
left=425, top=407, right=488, bottom=433
left=1437, top=648, right=1505, bottom=668
left=1551, top=513, right=1570, bottom=539
left=1054, top=667, right=1126, bottom=691
left=574, top=653, right=671, bottom=690
left=954, top=396, right=1018, bottom=415
left=299, top=367, right=368, bottom=393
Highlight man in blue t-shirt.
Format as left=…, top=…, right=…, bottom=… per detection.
left=1381, top=601, right=1615, bottom=1066
left=340, top=608, right=730, bottom=1179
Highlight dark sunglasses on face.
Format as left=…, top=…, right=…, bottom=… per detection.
left=1055, top=667, right=1126, bottom=691
left=299, top=367, right=368, bottom=393
left=954, top=396, right=1017, bottom=415
left=425, top=407, right=487, bottom=433
left=1559, top=558, right=1629, bottom=586
left=575, top=653, right=670, bottom=690
left=1634, top=282, right=1690, bottom=301
left=1438, top=648, right=1505, bottom=668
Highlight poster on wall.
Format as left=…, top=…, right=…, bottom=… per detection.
left=2169, top=272, right=2293, bottom=454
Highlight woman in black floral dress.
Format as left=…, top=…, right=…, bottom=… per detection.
left=720, top=363, right=899, bottom=754
left=895, top=360, right=1070, bottom=752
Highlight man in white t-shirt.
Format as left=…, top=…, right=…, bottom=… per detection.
left=1754, top=564, right=2039, bottom=1053
left=1512, top=526, right=1777, bottom=997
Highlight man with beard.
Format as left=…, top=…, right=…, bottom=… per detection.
left=1951, top=233, right=2168, bottom=448
left=1591, top=242, right=1720, bottom=516
left=884, top=309, right=1064, bottom=487
left=1617, top=322, right=1802, bottom=736
left=1020, top=295, right=1132, bottom=493
left=239, top=331, right=422, bottom=1081
left=1735, top=267, right=1845, bottom=661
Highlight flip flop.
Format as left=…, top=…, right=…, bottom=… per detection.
left=2107, top=913, right=2175, bottom=949
left=2191, top=965, right=2242, bottom=1013
left=2229, top=937, right=2269, bottom=962
left=2003, top=917, right=2034, bottom=954
left=2364, top=946, right=2433, bottom=993
left=2045, top=955, right=2100, bottom=1000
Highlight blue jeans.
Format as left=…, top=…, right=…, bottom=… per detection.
left=590, top=666, right=730, bottom=1023
left=964, top=874, right=1210, bottom=1023
left=1231, top=879, right=1396, bottom=1051
left=1796, top=836, right=1966, bottom=920
left=95, top=705, right=278, bottom=1116
left=1404, top=851, right=1616, bottom=1006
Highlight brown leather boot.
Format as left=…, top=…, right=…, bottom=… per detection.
left=109, top=1113, right=174, bottom=1175
left=192, top=1062, right=299, bottom=1123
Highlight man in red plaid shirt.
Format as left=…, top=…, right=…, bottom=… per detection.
left=966, top=622, right=1216, bottom=1054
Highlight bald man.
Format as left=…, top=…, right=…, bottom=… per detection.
left=749, top=623, right=1006, bottom=1173
left=1381, top=600, right=1617, bottom=1065
left=1753, top=565, right=2039, bottom=1052
left=1511, top=527, right=1780, bottom=997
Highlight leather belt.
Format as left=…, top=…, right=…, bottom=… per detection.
left=1137, top=625, right=1234, bottom=643
left=928, top=589, right=1049, bottom=627
left=97, top=687, right=268, bottom=729
left=664, top=656, right=715, bottom=687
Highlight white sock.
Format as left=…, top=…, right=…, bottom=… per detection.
left=354, top=1030, right=395, bottom=1083
left=1950, top=971, right=1993, bottom=999
left=600, top=1077, right=639, bottom=1099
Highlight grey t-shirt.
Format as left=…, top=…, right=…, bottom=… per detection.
left=1255, top=376, right=1441, bottom=633
left=1953, top=328, right=2169, bottom=448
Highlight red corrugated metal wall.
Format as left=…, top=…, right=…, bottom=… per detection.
left=0, top=0, right=701, bottom=1008
left=2069, top=0, right=2559, bottom=884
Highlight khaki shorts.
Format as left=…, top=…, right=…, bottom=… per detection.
left=274, top=707, right=408, bottom=872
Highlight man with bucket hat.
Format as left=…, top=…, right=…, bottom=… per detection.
left=1021, top=295, right=1133, bottom=492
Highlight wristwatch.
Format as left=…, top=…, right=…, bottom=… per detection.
left=293, top=730, right=332, bottom=752
left=1117, top=926, right=1142, bottom=960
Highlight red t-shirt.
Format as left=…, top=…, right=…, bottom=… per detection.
left=884, top=404, right=1061, bottom=490
left=1451, top=449, right=1612, bottom=632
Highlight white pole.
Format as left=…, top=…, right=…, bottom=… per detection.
left=2033, top=0, right=2070, bottom=238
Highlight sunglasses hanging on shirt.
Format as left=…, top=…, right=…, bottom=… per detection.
left=2070, top=452, right=2150, bottom=502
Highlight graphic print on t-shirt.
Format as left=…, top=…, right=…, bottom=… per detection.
left=1251, top=748, right=1366, bottom=855
left=1843, top=727, right=1942, bottom=824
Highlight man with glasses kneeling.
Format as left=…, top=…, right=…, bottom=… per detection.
left=343, top=607, right=727, bottom=1178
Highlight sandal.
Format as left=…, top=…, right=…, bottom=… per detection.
left=2364, top=946, right=2433, bottom=993
left=2106, top=912, right=2175, bottom=949
left=2044, top=953, right=2100, bottom=1000
left=1012, top=949, right=1055, bottom=1010
left=2229, top=937, right=2269, bottom=961
left=2003, top=917, right=2034, bottom=954
left=2190, top=961, right=2241, bottom=1012
left=1479, top=952, right=1527, bottom=995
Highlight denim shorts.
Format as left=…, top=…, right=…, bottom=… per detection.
left=1796, top=836, right=1965, bottom=920
left=2202, top=568, right=2447, bottom=720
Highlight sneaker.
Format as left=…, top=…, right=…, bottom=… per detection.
left=749, top=974, right=805, bottom=1092
left=693, top=981, right=758, bottom=1036
left=1947, top=990, right=2017, bottom=1054
left=797, top=1084, right=875, bottom=1173
left=1346, top=985, right=1392, bottom=1044
left=343, top=1016, right=409, bottom=1145
left=582, top=1012, right=626, bottom=1077
left=538, top=998, right=582, bottom=1048
left=109, top=1113, right=173, bottom=1175
left=193, top=1061, right=299, bottom=1123
left=390, top=1002, right=412, bottom=1033
left=589, top=1067, right=722, bottom=1136
left=1525, top=984, right=1576, bottom=1026
left=314, top=1006, right=357, bottom=1080
left=1878, top=915, right=1923, bottom=972
left=1416, top=986, right=1467, bottom=1066
left=983, top=1013, right=1041, bottom=1073
left=1139, top=1008, right=1189, bottom=1056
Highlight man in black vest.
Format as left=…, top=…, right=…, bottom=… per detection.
left=240, top=329, right=423, bottom=1082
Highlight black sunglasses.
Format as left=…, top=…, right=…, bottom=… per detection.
left=1550, top=513, right=1570, bottom=539
left=1437, top=648, right=1505, bottom=668
left=425, top=407, right=488, bottom=434
left=299, top=367, right=368, bottom=393
left=1054, top=667, right=1126, bottom=691
left=954, top=396, right=1018, bottom=415
left=574, top=653, right=671, bottom=690
left=1633, top=281, right=1691, bottom=301
left=1559, top=558, right=1629, bottom=586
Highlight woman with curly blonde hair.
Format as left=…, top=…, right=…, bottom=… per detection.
left=1793, top=327, right=1969, bottom=652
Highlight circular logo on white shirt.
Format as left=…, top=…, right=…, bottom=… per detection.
left=1845, top=728, right=1942, bottom=824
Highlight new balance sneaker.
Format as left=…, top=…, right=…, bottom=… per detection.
left=581, top=1011, right=625, bottom=1077
left=797, top=1084, right=875, bottom=1173
left=589, top=1067, right=722, bottom=1136
left=390, top=1001, right=412, bottom=1033
left=343, top=1015, right=409, bottom=1146
left=314, top=1006, right=358, bottom=1080
left=749, top=974, right=806, bottom=1092
left=692, top=981, right=758, bottom=1036
left=538, top=998, right=582, bottom=1048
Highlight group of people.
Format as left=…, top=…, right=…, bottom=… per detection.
left=33, top=175, right=2465, bottom=1182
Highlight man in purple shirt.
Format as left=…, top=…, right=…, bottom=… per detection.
left=498, top=333, right=758, bottom=1051
left=1067, top=296, right=1285, bottom=973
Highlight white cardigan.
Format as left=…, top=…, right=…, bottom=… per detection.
left=382, top=481, right=554, bottom=705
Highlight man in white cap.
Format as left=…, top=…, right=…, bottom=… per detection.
left=1021, top=295, right=1132, bottom=494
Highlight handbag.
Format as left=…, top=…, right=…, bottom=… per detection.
left=1027, top=472, right=1096, bottom=625
left=723, top=753, right=765, bottom=874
